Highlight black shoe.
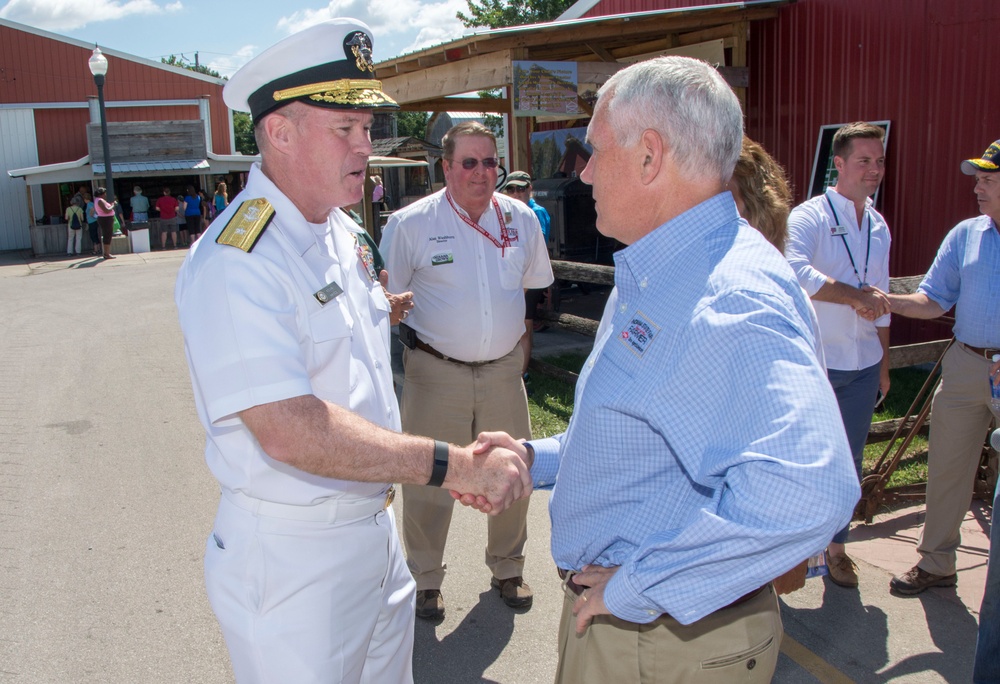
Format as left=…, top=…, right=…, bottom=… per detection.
left=415, top=589, right=445, bottom=620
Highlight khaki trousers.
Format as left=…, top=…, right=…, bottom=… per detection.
left=917, top=342, right=997, bottom=575
left=555, top=584, right=781, bottom=684
left=400, top=345, right=531, bottom=589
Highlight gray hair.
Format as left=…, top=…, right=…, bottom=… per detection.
left=597, top=56, right=743, bottom=184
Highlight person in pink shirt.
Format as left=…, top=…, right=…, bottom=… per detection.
left=93, top=187, right=118, bottom=260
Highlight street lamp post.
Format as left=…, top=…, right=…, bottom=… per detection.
left=88, top=47, right=115, bottom=204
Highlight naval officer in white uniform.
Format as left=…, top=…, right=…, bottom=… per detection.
left=175, top=18, right=532, bottom=683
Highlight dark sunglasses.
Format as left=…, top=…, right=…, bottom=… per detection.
left=450, top=157, right=499, bottom=170
left=504, top=186, right=529, bottom=193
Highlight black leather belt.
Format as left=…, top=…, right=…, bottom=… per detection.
left=556, top=568, right=767, bottom=617
left=414, top=339, right=498, bottom=368
left=961, top=342, right=1000, bottom=360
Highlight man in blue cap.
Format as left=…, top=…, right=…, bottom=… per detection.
left=883, top=138, right=1000, bottom=680
left=885, top=139, right=1000, bottom=600
left=175, top=19, right=532, bottom=682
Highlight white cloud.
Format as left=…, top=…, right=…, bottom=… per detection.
left=206, top=44, right=256, bottom=77
left=277, top=0, right=469, bottom=59
left=0, top=0, right=180, bottom=31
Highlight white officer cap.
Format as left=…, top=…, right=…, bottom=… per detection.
left=224, top=18, right=398, bottom=122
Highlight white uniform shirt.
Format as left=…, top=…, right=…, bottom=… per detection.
left=175, top=164, right=397, bottom=506
left=380, top=189, right=554, bottom=362
left=786, top=189, right=891, bottom=372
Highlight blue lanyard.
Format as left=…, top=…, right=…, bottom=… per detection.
left=825, top=193, right=871, bottom=288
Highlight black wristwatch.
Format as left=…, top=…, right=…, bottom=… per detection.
left=427, top=440, right=449, bottom=487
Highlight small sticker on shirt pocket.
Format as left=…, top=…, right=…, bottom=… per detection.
left=431, top=252, right=454, bottom=266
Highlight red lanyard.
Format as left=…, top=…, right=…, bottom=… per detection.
left=445, top=191, right=510, bottom=256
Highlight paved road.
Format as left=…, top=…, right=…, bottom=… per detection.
left=0, top=249, right=985, bottom=683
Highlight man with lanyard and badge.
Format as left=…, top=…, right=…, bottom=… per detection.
left=786, top=121, right=892, bottom=589
left=380, top=122, right=553, bottom=620
left=175, top=20, right=533, bottom=682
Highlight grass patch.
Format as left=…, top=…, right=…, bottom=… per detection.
left=529, top=354, right=935, bottom=490
left=527, top=352, right=587, bottom=439
left=864, top=367, right=934, bottom=488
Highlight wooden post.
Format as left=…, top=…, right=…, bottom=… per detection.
left=507, top=48, right=530, bottom=174
left=729, top=21, right=749, bottom=114
left=25, top=185, right=35, bottom=227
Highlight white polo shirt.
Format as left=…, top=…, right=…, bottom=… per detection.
left=380, top=189, right=554, bottom=363
left=786, top=189, right=891, bottom=372
left=175, top=164, right=398, bottom=506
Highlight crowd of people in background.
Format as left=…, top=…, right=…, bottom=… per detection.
left=63, top=179, right=235, bottom=256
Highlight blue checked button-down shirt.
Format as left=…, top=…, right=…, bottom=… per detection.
left=918, top=215, right=1000, bottom=348
left=529, top=193, right=860, bottom=625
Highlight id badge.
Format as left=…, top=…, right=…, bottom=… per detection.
left=828, top=224, right=848, bottom=237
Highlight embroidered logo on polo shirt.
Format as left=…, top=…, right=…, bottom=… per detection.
left=431, top=252, right=454, bottom=266
left=618, top=312, right=659, bottom=357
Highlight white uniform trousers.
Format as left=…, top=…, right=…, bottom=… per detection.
left=205, top=495, right=415, bottom=684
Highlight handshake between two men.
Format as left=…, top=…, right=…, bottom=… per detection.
left=449, top=431, right=533, bottom=515
left=854, top=284, right=891, bottom=321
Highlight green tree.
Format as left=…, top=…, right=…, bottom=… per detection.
left=161, top=54, right=222, bottom=79
left=477, top=89, right=505, bottom=139
left=457, top=0, right=575, bottom=29
left=397, top=111, right=429, bottom=140
left=233, top=112, right=258, bottom=156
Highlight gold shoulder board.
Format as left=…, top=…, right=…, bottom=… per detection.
left=216, top=198, right=274, bottom=252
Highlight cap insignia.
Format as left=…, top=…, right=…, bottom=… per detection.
left=345, top=31, right=375, bottom=74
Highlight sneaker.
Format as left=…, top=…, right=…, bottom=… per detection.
left=415, top=589, right=444, bottom=620
left=491, top=575, right=533, bottom=609
left=890, top=566, right=957, bottom=595
left=826, top=551, right=859, bottom=588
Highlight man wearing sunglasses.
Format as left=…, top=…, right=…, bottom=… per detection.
left=503, top=171, right=552, bottom=383
left=381, top=122, right=554, bottom=620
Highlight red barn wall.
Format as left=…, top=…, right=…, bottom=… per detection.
left=0, top=23, right=231, bottom=154
left=579, top=0, right=1000, bottom=344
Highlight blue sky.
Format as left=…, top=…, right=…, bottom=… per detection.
left=0, top=0, right=479, bottom=78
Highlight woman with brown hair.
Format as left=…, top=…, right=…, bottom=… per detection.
left=93, top=187, right=118, bottom=260
left=728, top=136, right=794, bottom=253
left=729, top=137, right=832, bottom=595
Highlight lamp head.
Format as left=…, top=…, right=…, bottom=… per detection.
left=89, top=47, right=108, bottom=77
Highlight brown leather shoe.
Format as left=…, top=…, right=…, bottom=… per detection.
left=415, top=589, right=444, bottom=620
left=826, top=552, right=859, bottom=588
left=491, top=576, right=533, bottom=609
left=890, top=565, right=957, bottom=595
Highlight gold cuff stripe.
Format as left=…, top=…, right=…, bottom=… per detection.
left=273, top=79, right=384, bottom=102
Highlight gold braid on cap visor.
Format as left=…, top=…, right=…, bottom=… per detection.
left=272, top=79, right=397, bottom=106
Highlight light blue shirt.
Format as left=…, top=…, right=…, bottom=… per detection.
left=918, top=215, right=1000, bottom=348
left=529, top=192, right=859, bottom=626
left=528, top=197, right=551, bottom=242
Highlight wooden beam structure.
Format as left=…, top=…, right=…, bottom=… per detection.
left=381, top=50, right=512, bottom=107
left=375, top=1, right=790, bottom=168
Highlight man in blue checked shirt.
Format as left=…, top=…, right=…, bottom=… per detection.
left=462, top=56, right=860, bottom=683
left=881, top=140, right=1000, bottom=682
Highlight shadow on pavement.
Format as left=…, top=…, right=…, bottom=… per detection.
left=413, top=590, right=515, bottom=683
left=875, top=590, right=978, bottom=682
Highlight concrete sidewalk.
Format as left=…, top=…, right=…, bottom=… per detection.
left=0, top=248, right=993, bottom=683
